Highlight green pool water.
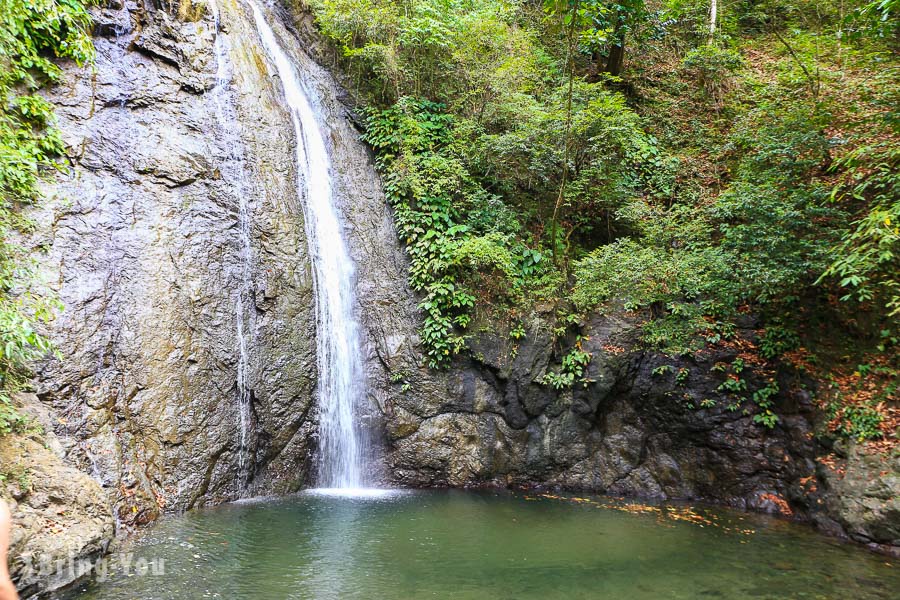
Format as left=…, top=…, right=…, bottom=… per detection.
left=65, top=489, right=898, bottom=599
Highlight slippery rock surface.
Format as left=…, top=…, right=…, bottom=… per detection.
left=29, top=0, right=322, bottom=526
left=0, top=395, right=115, bottom=599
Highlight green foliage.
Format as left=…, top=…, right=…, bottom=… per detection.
left=474, top=79, right=665, bottom=245
left=652, top=364, right=674, bottom=376
left=312, top=0, right=537, bottom=106
left=853, top=0, right=900, bottom=40
left=451, top=233, right=516, bottom=279
left=758, top=325, right=801, bottom=359
left=572, top=231, right=729, bottom=316
left=326, top=1, right=651, bottom=364
left=711, top=101, right=841, bottom=306
left=1, top=0, right=94, bottom=205
left=390, top=369, right=413, bottom=393
left=543, top=0, right=651, bottom=71
left=541, top=337, right=593, bottom=389
left=0, top=392, right=23, bottom=435
left=571, top=205, right=734, bottom=352
left=823, top=354, right=897, bottom=443
left=570, top=57, right=850, bottom=359
left=821, top=141, right=900, bottom=315
left=717, top=376, right=747, bottom=394
left=752, top=380, right=780, bottom=428
left=316, top=0, right=899, bottom=443
left=0, top=0, right=93, bottom=433
left=363, top=98, right=484, bottom=366
left=828, top=401, right=884, bottom=442
left=681, top=45, right=744, bottom=103
left=877, top=328, right=898, bottom=354
left=518, top=248, right=544, bottom=278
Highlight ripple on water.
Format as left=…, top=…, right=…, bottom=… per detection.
left=63, top=489, right=899, bottom=600
left=303, top=488, right=411, bottom=500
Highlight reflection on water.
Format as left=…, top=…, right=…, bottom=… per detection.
left=63, top=490, right=898, bottom=600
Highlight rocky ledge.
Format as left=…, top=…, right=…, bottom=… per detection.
left=1, top=395, right=115, bottom=598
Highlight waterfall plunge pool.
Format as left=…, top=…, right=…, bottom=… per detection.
left=63, top=489, right=897, bottom=599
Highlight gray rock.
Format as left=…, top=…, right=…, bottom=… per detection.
left=383, top=313, right=819, bottom=513
left=1, top=395, right=115, bottom=599
left=29, top=0, right=320, bottom=526
left=819, top=444, right=900, bottom=554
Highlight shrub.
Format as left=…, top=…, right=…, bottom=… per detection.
left=682, top=45, right=744, bottom=104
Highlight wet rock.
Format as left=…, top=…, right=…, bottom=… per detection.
left=29, top=0, right=318, bottom=527
left=383, top=314, right=819, bottom=513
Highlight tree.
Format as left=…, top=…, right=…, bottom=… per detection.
left=543, top=0, right=649, bottom=77
left=599, top=1, right=648, bottom=75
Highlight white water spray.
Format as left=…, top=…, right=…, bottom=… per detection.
left=245, top=0, right=370, bottom=490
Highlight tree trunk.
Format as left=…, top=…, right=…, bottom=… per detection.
left=708, top=0, right=717, bottom=44
left=605, top=42, right=625, bottom=76
left=603, top=18, right=626, bottom=76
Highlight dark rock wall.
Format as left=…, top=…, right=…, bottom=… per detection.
left=384, top=314, right=819, bottom=511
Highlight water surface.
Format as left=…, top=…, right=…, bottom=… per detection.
left=68, top=489, right=898, bottom=599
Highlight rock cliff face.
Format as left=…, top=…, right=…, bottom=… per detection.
left=381, top=311, right=900, bottom=553
left=383, top=314, right=818, bottom=509
left=816, top=443, right=900, bottom=553
left=25, top=0, right=418, bottom=527
left=29, top=0, right=326, bottom=527
left=8, top=3, right=898, bottom=595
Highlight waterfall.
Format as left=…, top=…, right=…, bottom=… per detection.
left=245, top=0, right=370, bottom=490
left=210, top=0, right=254, bottom=488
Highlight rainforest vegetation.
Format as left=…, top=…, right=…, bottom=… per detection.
left=0, top=0, right=897, bottom=447
left=307, top=0, right=899, bottom=442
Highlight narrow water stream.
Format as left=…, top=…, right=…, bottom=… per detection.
left=244, top=0, right=370, bottom=490
left=210, top=0, right=254, bottom=487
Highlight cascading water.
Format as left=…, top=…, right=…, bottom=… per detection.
left=245, top=0, right=370, bottom=491
left=210, top=0, right=254, bottom=488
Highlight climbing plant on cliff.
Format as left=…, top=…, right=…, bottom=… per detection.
left=312, top=0, right=900, bottom=441
left=0, top=0, right=94, bottom=432
left=363, top=98, right=476, bottom=367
